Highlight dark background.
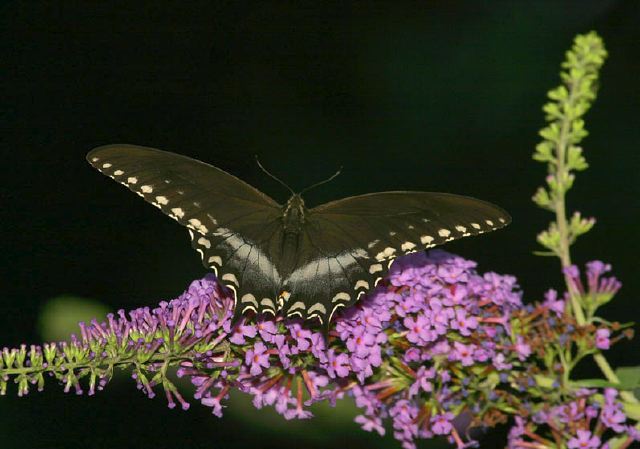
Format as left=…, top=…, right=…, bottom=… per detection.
left=1, top=1, right=639, bottom=448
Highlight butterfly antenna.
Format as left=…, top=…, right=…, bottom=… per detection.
left=299, top=166, right=343, bottom=195
left=255, top=156, right=295, bottom=195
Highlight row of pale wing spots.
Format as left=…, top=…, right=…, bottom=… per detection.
left=94, top=160, right=214, bottom=235
left=371, top=221, right=506, bottom=260
left=354, top=217, right=509, bottom=312
left=233, top=282, right=279, bottom=316
left=367, top=217, right=507, bottom=265
left=240, top=294, right=328, bottom=322
left=186, top=213, right=299, bottom=321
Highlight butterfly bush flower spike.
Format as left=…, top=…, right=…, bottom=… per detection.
left=0, top=255, right=635, bottom=447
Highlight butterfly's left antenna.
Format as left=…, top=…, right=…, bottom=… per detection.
left=299, top=166, right=343, bottom=195
left=255, top=156, right=295, bottom=195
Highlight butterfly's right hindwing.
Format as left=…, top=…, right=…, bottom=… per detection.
left=189, top=222, right=284, bottom=319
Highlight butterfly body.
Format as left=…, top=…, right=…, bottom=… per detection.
left=87, top=144, right=511, bottom=326
left=278, top=195, right=308, bottom=276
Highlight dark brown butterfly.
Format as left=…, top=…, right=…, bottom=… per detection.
left=87, top=144, right=510, bottom=326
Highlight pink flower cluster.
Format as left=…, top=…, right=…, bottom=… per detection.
left=1, top=251, right=632, bottom=449
left=508, top=388, right=639, bottom=448
left=173, top=250, right=532, bottom=448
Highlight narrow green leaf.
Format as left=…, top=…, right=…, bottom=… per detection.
left=571, top=378, right=622, bottom=389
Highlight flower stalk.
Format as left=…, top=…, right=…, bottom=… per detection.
left=532, top=32, right=638, bottom=410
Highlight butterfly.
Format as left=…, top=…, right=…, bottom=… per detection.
left=87, top=144, right=510, bottom=326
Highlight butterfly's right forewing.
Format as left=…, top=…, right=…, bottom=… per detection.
left=87, top=145, right=284, bottom=317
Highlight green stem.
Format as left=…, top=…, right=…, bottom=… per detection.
left=554, top=79, right=587, bottom=326
left=556, top=344, right=571, bottom=387
left=552, top=76, right=637, bottom=404
left=0, top=351, right=188, bottom=378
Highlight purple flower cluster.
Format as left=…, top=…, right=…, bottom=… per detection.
left=328, top=251, right=529, bottom=448
left=508, top=388, right=640, bottom=449
left=504, top=261, right=637, bottom=449
left=150, top=250, right=528, bottom=448
left=564, top=261, right=622, bottom=311
left=1, top=252, right=632, bottom=449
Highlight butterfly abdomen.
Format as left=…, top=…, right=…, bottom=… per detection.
left=277, top=195, right=309, bottom=276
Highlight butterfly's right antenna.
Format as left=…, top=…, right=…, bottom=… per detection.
left=255, top=156, right=295, bottom=195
